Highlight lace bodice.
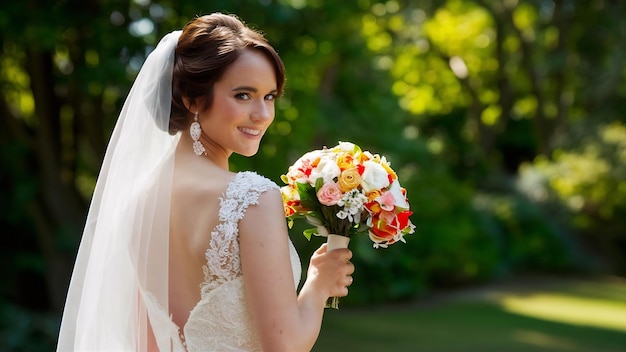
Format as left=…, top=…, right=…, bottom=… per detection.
left=178, top=171, right=301, bottom=351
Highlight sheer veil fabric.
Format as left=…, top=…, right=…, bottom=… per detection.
left=57, top=31, right=183, bottom=351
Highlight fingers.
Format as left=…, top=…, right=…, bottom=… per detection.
left=336, top=286, right=350, bottom=298
left=345, top=275, right=353, bottom=287
left=314, top=243, right=328, bottom=255
left=327, top=247, right=354, bottom=278
left=343, top=254, right=355, bottom=277
left=308, top=243, right=356, bottom=298
left=316, top=242, right=352, bottom=257
left=333, top=276, right=354, bottom=297
left=325, top=246, right=352, bottom=263
left=332, top=264, right=355, bottom=298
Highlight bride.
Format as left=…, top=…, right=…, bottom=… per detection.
left=57, top=13, right=354, bottom=351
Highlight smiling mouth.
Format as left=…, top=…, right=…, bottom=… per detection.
left=239, top=127, right=261, bottom=136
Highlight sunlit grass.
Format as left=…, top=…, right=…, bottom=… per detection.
left=313, top=276, right=626, bottom=352
left=500, top=293, right=626, bottom=332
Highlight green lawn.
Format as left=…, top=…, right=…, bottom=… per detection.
left=313, top=276, right=626, bottom=351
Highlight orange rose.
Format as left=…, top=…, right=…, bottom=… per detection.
left=338, top=168, right=362, bottom=192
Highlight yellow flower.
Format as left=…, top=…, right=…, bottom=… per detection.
left=338, top=168, right=362, bottom=192
left=356, top=151, right=370, bottom=163
left=367, top=202, right=381, bottom=214
left=366, top=190, right=382, bottom=202
left=381, top=161, right=397, bottom=180
left=336, top=153, right=355, bottom=170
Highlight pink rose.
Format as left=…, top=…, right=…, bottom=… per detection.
left=317, top=182, right=342, bottom=206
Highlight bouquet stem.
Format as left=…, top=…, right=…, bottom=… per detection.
left=325, top=234, right=351, bottom=309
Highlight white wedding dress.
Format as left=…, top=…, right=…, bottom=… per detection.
left=156, top=171, right=302, bottom=351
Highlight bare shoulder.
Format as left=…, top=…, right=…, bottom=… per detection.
left=171, top=168, right=234, bottom=215
left=173, top=163, right=234, bottom=198
left=238, top=177, right=288, bottom=246
left=170, top=162, right=235, bottom=255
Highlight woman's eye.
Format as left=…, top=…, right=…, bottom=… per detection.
left=265, top=94, right=276, bottom=101
left=235, top=93, right=251, bottom=100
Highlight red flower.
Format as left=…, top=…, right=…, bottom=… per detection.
left=369, top=210, right=413, bottom=239
left=396, top=210, right=413, bottom=229
left=357, top=163, right=365, bottom=175
left=284, top=200, right=302, bottom=217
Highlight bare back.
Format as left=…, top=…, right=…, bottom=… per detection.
left=162, top=141, right=303, bottom=350
left=168, top=145, right=236, bottom=329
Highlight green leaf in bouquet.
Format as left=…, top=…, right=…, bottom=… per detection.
left=303, top=227, right=318, bottom=241
left=296, top=182, right=312, bottom=201
left=297, top=182, right=320, bottom=211
left=314, top=177, right=324, bottom=192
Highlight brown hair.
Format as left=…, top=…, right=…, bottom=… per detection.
left=169, top=13, right=285, bottom=133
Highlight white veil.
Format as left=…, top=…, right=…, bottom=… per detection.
left=57, top=30, right=183, bottom=351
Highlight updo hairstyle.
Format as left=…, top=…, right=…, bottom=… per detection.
left=169, top=13, right=285, bottom=133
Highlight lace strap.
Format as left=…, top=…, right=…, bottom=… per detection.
left=218, top=171, right=279, bottom=224
left=201, top=172, right=279, bottom=292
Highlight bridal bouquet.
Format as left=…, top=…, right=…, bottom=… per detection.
left=280, top=141, right=415, bottom=308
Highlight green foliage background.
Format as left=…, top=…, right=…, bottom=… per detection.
left=1, top=0, right=625, bottom=349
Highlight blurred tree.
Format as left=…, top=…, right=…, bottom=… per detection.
left=356, top=0, right=625, bottom=274
left=367, top=0, right=625, bottom=171
left=520, top=121, right=626, bottom=274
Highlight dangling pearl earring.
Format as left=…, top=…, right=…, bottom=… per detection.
left=190, top=112, right=206, bottom=156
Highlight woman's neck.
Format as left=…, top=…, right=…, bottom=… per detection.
left=178, top=131, right=230, bottom=170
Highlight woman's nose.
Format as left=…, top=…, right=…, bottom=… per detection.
left=251, top=100, right=274, bottom=122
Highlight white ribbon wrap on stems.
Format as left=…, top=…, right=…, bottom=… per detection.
left=326, top=233, right=351, bottom=251
left=325, top=234, right=351, bottom=309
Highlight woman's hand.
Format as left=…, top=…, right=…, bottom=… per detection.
left=306, top=243, right=355, bottom=299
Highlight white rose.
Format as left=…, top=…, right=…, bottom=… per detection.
left=336, top=141, right=356, bottom=152
left=360, top=160, right=390, bottom=193
left=309, top=156, right=341, bottom=186
left=289, top=150, right=325, bottom=183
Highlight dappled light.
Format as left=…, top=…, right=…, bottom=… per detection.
left=500, top=292, right=626, bottom=332
left=314, top=277, right=626, bottom=351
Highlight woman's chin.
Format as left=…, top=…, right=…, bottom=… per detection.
left=237, top=147, right=260, bottom=157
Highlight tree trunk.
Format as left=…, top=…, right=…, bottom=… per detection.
left=26, top=48, right=87, bottom=312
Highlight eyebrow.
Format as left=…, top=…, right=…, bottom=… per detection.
left=232, top=86, right=278, bottom=94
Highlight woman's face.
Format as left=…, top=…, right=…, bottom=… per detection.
left=198, top=49, right=278, bottom=158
